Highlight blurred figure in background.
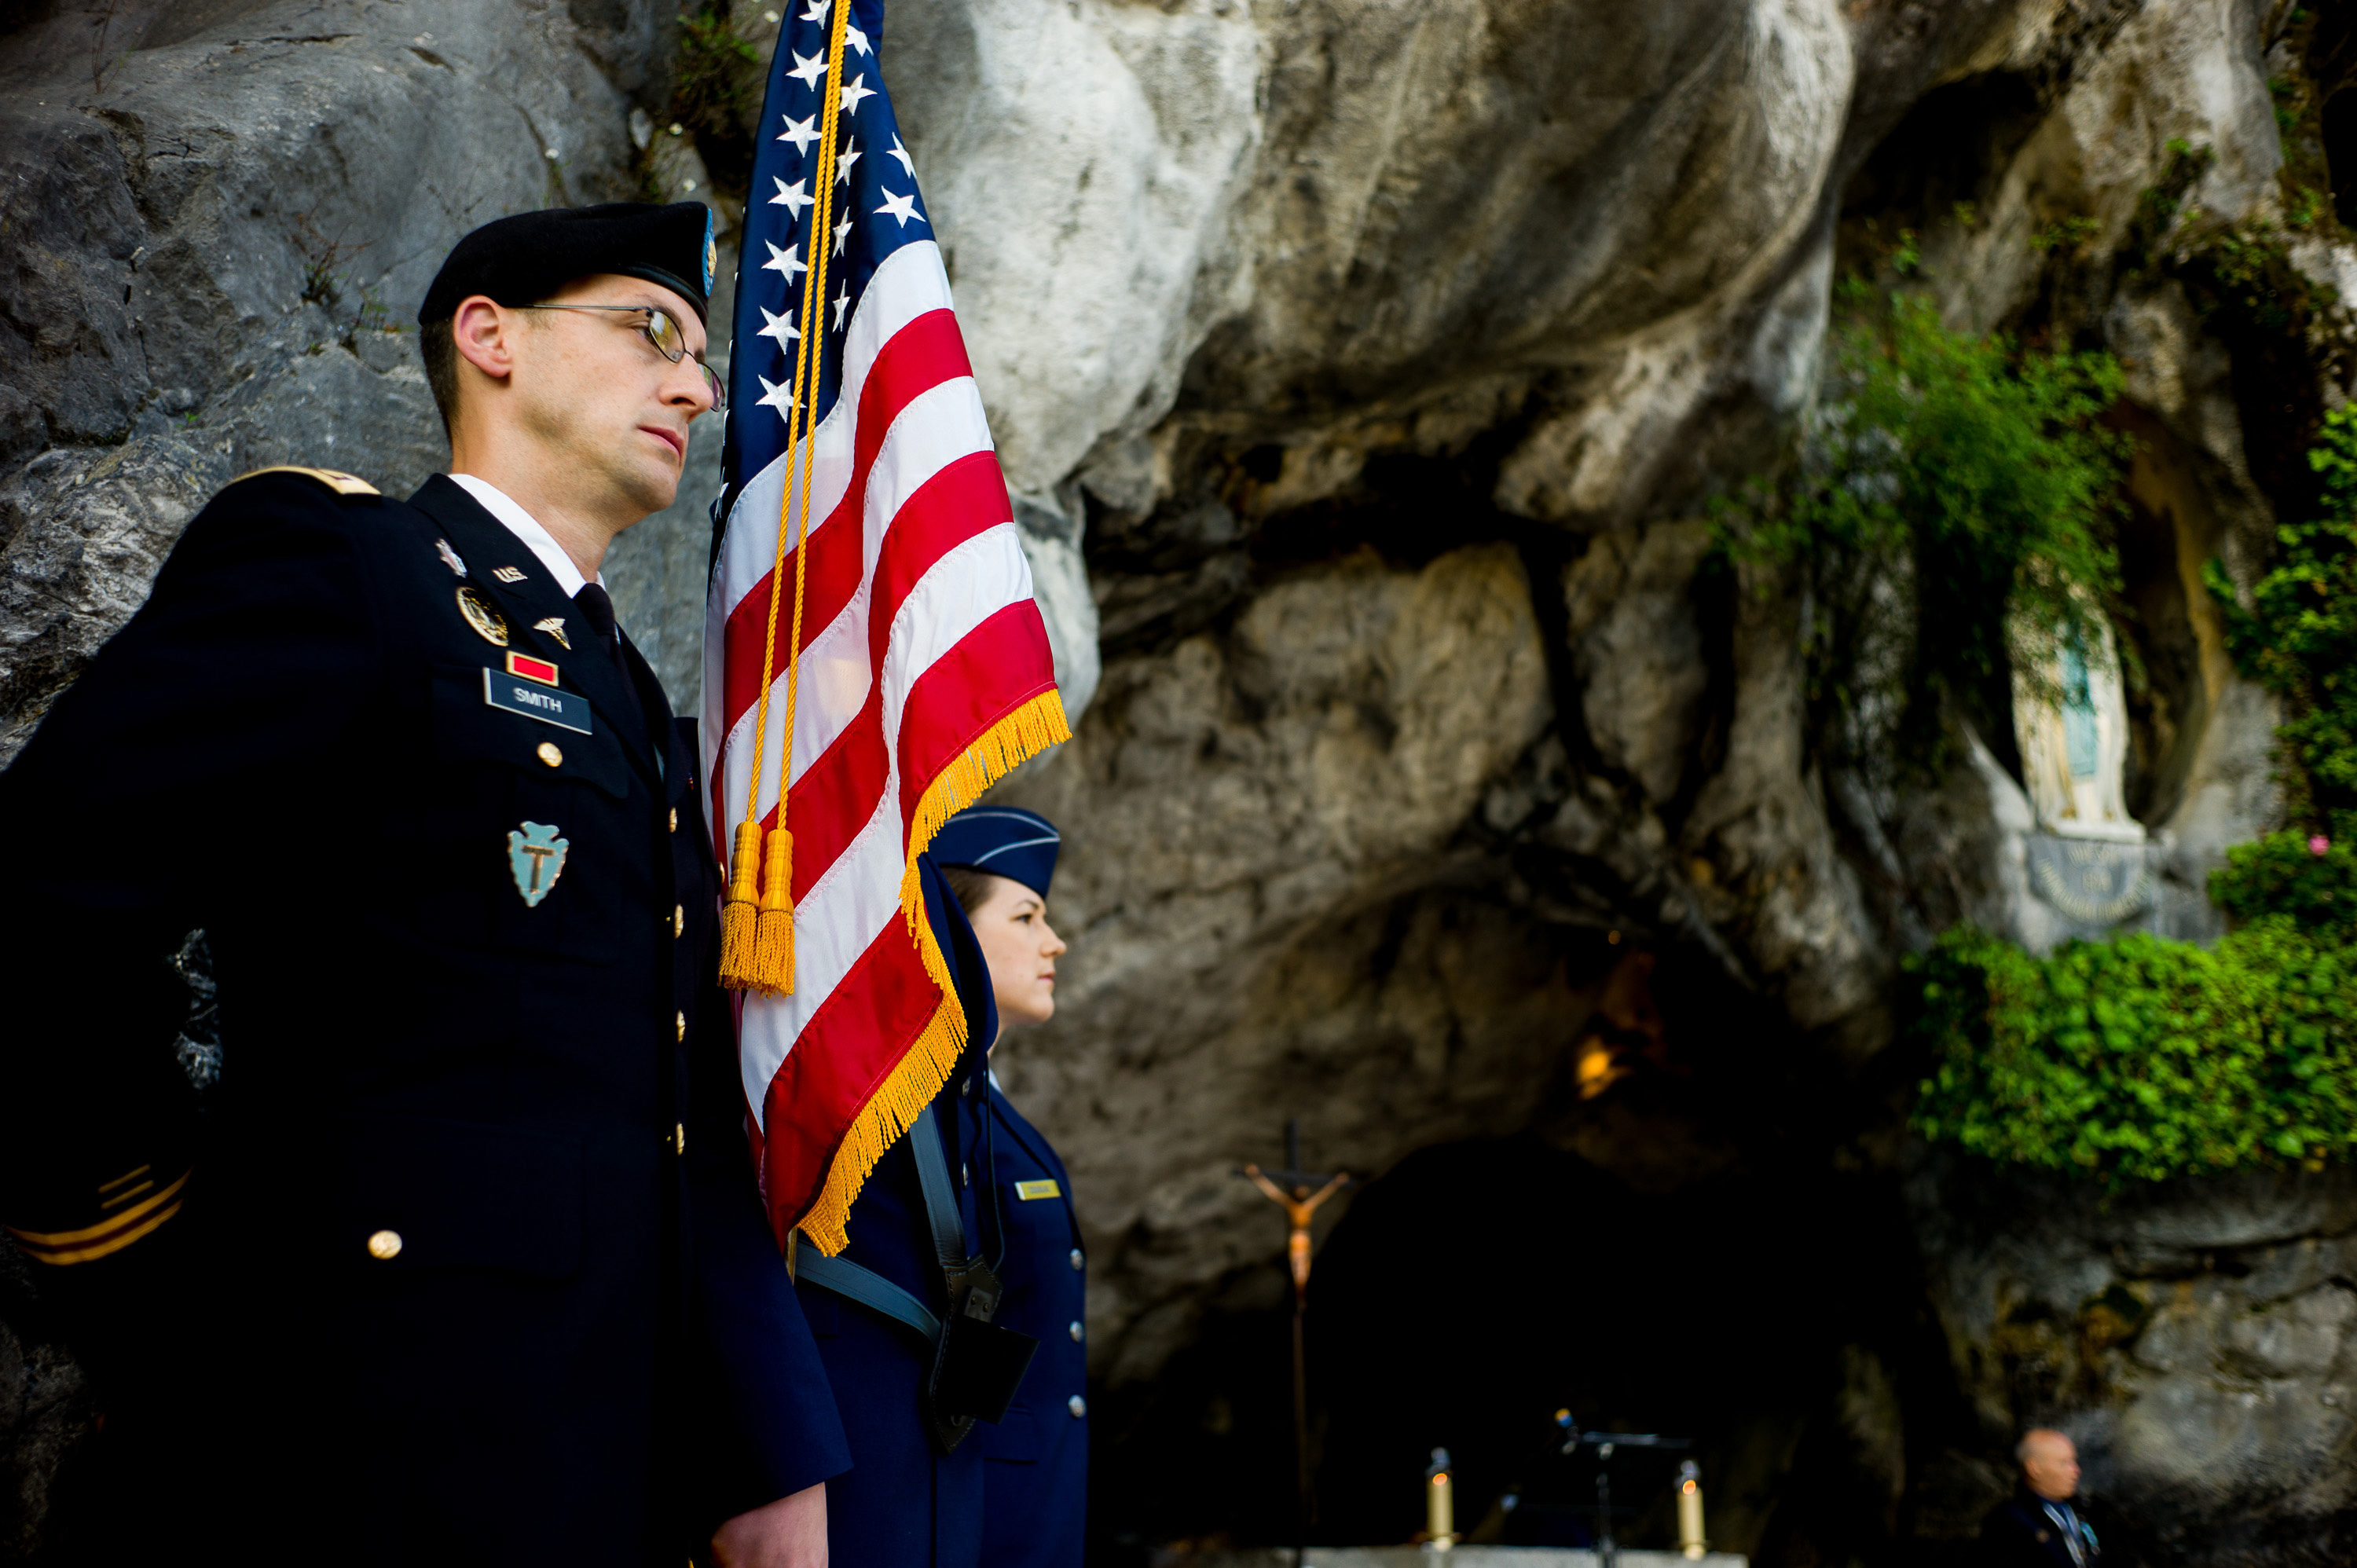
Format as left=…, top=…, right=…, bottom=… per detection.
left=1981, top=1429, right=2099, bottom=1567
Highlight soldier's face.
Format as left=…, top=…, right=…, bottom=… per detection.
left=513, top=274, right=715, bottom=521
left=966, top=873, right=1066, bottom=1033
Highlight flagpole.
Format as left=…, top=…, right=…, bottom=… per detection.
left=720, top=0, right=853, bottom=997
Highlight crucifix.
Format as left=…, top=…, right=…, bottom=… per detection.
left=1237, top=1118, right=1351, bottom=1566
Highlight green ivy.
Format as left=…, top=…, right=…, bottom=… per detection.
left=1717, top=288, right=2130, bottom=766
left=2211, top=833, right=2357, bottom=940
left=1911, top=922, right=2357, bottom=1184
left=2206, top=405, right=2357, bottom=841
left=672, top=7, right=761, bottom=151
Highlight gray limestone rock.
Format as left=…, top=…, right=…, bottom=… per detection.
left=0, top=0, right=2343, bottom=1555
left=1911, top=1153, right=2357, bottom=1561
left=0, top=0, right=665, bottom=759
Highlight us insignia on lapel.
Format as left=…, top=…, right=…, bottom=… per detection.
left=493, top=566, right=528, bottom=584
left=508, top=822, right=570, bottom=907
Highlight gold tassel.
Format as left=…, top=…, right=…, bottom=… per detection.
left=720, top=820, right=764, bottom=990
left=751, top=823, right=797, bottom=994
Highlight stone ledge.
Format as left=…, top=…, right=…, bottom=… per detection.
left=1191, top=1550, right=1748, bottom=1568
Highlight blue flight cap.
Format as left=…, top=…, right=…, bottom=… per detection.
left=930, top=805, right=1060, bottom=898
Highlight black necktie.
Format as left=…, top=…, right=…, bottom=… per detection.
left=573, top=582, right=618, bottom=651
left=574, top=582, right=651, bottom=753
left=574, top=581, right=636, bottom=685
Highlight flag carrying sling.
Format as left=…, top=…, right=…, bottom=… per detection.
left=705, top=0, right=1068, bottom=1255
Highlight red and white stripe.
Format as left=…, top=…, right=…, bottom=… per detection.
left=701, top=238, right=1058, bottom=1229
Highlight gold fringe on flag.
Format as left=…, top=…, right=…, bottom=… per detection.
left=794, top=687, right=1073, bottom=1256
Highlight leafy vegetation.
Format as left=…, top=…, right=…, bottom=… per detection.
left=2209, top=405, right=2357, bottom=841
left=1910, top=921, right=2357, bottom=1185
left=1915, top=416, right=2357, bottom=1185
left=668, top=5, right=763, bottom=192
left=1717, top=286, right=2131, bottom=768
left=2211, top=833, right=2357, bottom=940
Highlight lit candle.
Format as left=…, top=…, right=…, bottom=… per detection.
left=1424, top=1447, right=1455, bottom=1548
left=1677, top=1460, right=1706, bottom=1560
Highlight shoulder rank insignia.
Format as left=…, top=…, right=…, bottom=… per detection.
left=456, top=585, right=509, bottom=647
left=533, top=616, right=571, bottom=650
left=508, top=822, right=570, bottom=906
left=436, top=538, right=467, bottom=577
left=493, top=566, right=528, bottom=584
left=230, top=464, right=380, bottom=496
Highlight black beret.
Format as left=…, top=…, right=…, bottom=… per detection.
left=417, top=202, right=718, bottom=325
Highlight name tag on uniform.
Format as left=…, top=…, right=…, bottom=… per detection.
left=483, top=668, right=593, bottom=735
left=1015, top=1179, right=1061, bottom=1200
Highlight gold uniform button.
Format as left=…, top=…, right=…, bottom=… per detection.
left=536, top=742, right=563, bottom=768
left=366, top=1229, right=403, bottom=1260
left=673, top=903, right=684, bottom=937
left=676, top=1010, right=687, bottom=1042
left=673, top=1122, right=686, bottom=1154
left=669, top=807, right=678, bottom=833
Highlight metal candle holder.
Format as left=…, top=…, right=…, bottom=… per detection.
left=1554, top=1411, right=1695, bottom=1568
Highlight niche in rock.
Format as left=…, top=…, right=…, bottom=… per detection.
left=1839, top=70, right=2044, bottom=249
left=1083, top=924, right=1954, bottom=1563
left=2327, top=90, right=2357, bottom=229
left=2312, top=5, right=2357, bottom=230
left=2109, top=406, right=2224, bottom=827
left=1300, top=1138, right=1941, bottom=1565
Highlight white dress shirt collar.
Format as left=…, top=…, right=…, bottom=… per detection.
left=447, top=474, right=604, bottom=601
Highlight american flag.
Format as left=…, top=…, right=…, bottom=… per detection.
left=703, top=0, right=1068, bottom=1256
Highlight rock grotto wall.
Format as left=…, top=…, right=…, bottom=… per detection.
left=1, top=0, right=2346, bottom=1560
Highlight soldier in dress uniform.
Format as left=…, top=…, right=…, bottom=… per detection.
left=790, top=804, right=1085, bottom=1568
left=931, top=807, right=1089, bottom=1568
left=0, top=203, right=845, bottom=1567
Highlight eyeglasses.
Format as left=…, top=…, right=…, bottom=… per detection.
left=516, top=303, right=725, bottom=411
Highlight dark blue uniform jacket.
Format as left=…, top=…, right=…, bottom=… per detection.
left=978, top=1080, right=1087, bottom=1568
left=0, top=471, right=847, bottom=1564
left=804, top=859, right=1002, bottom=1568
left=799, top=854, right=1089, bottom=1568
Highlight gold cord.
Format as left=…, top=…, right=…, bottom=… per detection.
left=724, top=0, right=855, bottom=994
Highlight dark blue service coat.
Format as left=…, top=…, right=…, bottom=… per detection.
left=0, top=470, right=847, bottom=1565
left=800, top=859, right=999, bottom=1568
left=977, top=1081, right=1088, bottom=1568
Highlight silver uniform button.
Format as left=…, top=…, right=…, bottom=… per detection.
left=1068, top=1394, right=1087, bottom=1418
left=1069, top=1247, right=1083, bottom=1271
left=961, top=1162, right=970, bottom=1187
left=1069, top=1320, right=1083, bottom=1343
